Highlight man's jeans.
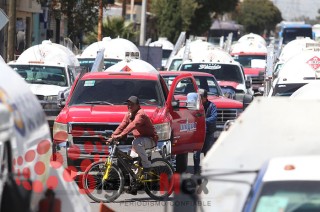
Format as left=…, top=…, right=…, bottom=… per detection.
left=193, top=132, right=215, bottom=174
left=130, top=137, right=155, bottom=168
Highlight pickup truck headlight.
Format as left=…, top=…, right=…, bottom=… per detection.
left=52, top=122, right=68, bottom=142
left=154, top=123, right=171, bottom=141
left=42, top=95, right=60, bottom=110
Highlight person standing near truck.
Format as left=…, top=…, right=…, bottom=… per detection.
left=193, top=89, right=217, bottom=175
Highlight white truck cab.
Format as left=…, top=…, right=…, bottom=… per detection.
left=198, top=97, right=320, bottom=212
left=243, top=155, right=320, bottom=212
left=0, top=59, right=90, bottom=211
left=8, top=40, right=81, bottom=135
left=270, top=48, right=320, bottom=97
left=178, top=48, right=253, bottom=101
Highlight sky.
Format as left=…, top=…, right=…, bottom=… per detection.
left=270, top=0, right=320, bottom=21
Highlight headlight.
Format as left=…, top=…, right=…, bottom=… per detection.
left=42, top=95, right=60, bottom=110
left=154, top=123, right=171, bottom=141
left=52, top=122, right=68, bottom=142
left=44, top=95, right=58, bottom=101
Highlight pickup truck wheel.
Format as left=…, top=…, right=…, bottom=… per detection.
left=175, top=153, right=188, bottom=173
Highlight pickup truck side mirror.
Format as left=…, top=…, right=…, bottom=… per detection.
left=57, top=88, right=70, bottom=108
left=171, top=92, right=200, bottom=110
left=243, top=94, right=253, bottom=110
left=245, top=76, right=252, bottom=89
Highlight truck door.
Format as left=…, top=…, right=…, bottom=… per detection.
left=167, top=74, right=205, bottom=154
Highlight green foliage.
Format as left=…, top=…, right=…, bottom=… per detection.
left=235, top=0, right=282, bottom=35
left=57, top=0, right=100, bottom=46
left=83, top=17, right=138, bottom=45
left=151, top=0, right=197, bottom=42
left=151, top=0, right=239, bottom=42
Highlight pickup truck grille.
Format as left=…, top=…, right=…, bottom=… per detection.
left=69, top=123, right=133, bottom=155
left=251, top=76, right=264, bottom=86
left=216, top=109, right=240, bottom=129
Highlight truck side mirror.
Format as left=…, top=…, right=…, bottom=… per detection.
left=243, top=94, right=253, bottom=110
left=245, top=76, right=252, bottom=89
left=57, top=88, right=70, bottom=108
left=171, top=100, right=179, bottom=108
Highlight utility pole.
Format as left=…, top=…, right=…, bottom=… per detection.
left=139, top=0, right=146, bottom=46
left=98, top=0, right=103, bottom=41
left=7, top=0, right=16, bottom=61
left=130, top=0, right=134, bottom=21
left=122, top=0, right=126, bottom=19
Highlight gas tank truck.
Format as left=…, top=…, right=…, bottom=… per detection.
left=78, top=37, right=140, bottom=71
left=8, top=40, right=81, bottom=135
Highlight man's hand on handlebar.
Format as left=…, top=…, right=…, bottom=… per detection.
left=105, top=134, right=122, bottom=145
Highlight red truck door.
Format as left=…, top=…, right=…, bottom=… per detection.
left=166, top=74, right=206, bottom=154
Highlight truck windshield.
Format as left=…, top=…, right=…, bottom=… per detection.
left=69, top=79, right=164, bottom=106
left=233, top=55, right=266, bottom=68
left=272, top=83, right=307, bottom=96
left=283, top=28, right=313, bottom=44
left=162, top=75, right=222, bottom=96
left=180, top=63, right=244, bottom=83
left=78, top=58, right=121, bottom=71
left=10, top=64, right=67, bottom=86
left=252, top=181, right=320, bottom=212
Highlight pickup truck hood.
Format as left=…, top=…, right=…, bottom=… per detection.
left=218, top=81, right=240, bottom=90
left=244, top=67, right=264, bottom=75
left=28, top=84, right=67, bottom=96
left=56, top=105, right=164, bottom=123
left=207, top=96, right=243, bottom=108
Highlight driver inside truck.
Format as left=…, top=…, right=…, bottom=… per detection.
left=108, top=95, right=159, bottom=174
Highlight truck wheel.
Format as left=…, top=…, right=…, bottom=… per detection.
left=175, top=153, right=188, bottom=173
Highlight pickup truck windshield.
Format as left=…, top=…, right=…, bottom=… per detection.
left=10, top=64, right=67, bottom=86
left=253, top=181, right=320, bottom=211
left=78, top=58, right=121, bottom=71
left=69, top=79, right=164, bottom=106
left=180, top=63, right=244, bottom=84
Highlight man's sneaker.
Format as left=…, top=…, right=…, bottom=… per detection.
left=126, top=186, right=138, bottom=195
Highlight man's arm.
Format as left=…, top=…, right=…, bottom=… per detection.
left=113, top=113, right=129, bottom=135
left=206, top=103, right=217, bottom=124
left=119, top=112, right=144, bottom=137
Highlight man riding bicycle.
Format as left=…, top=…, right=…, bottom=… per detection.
left=108, top=96, right=159, bottom=176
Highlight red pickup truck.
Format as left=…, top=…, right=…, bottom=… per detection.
left=53, top=59, right=206, bottom=173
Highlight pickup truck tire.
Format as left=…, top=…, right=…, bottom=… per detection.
left=175, top=153, right=188, bottom=173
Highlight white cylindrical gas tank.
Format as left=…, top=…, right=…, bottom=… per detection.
left=238, top=33, right=267, bottom=47
left=149, top=37, right=174, bottom=50
left=104, top=38, right=140, bottom=59
left=105, top=58, right=157, bottom=73
left=16, top=40, right=80, bottom=66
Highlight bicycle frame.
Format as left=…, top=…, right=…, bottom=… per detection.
left=102, top=141, right=159, bottom=183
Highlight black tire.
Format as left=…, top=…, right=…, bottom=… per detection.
left=82, top=161, right=124, bottom=203
left=175, top=153, right=188, bottom=173
left=144, top=158, right=174, bottom=201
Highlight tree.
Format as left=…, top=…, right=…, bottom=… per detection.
left=150, top=0, right=198, bottom=43
left=234, top=0, right=282, bottom=35
left=189, top=0, right=239, bottom=36
left=84, top=17, right=138, bottom=45
left=150, top=0, right=239, bottom=43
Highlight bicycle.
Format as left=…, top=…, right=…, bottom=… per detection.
left=82, top=131, right=175, bottom=202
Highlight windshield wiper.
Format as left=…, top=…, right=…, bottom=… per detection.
left=84, top=101, right=114, bottom=105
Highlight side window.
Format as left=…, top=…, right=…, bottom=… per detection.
left=175, top=78, right=195, bottom=95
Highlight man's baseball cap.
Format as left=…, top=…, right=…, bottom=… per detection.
left=126, top=96, right=139, bottom=104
